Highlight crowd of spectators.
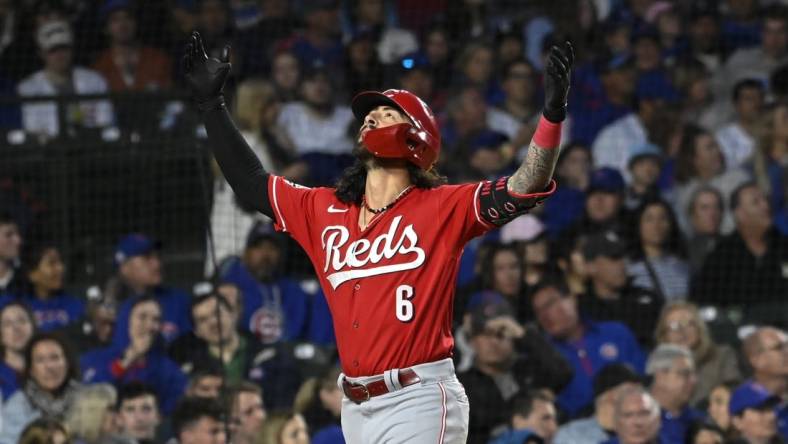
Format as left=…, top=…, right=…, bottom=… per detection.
left=1, top=0, right=788, bottom=443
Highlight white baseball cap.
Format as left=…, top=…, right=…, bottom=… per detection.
left=37, top=21, right=73, bottom=52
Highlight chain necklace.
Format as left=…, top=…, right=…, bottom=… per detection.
left=362, top=185, right=414, bottom=214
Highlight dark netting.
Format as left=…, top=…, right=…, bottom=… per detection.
left=0, top=1, right=787, bottom=444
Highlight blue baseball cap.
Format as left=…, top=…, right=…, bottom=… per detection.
left=114, top=233, right=160, bottom=266
left=588, top=167, right=626, bottom=194
left=469, top=130, right=508, bottom=154
left=729, top=382, right=781, bottom=416
left=628, top=142, right=663, bottom=167
left=398, top=51, right=431, bottom=75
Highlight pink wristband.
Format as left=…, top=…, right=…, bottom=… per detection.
left=533, top=115, right=562, bottom=149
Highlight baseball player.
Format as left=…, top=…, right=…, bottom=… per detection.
left=183, top=31, right=573, bottom=443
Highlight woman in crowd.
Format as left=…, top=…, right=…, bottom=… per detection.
left=0, top=333, right=83, bottom=443
left=704, top=382, right=736, bottom=438
left=654, top=302, right=741, bottom=406
left=64, top=383, right=117, bottom=444
left=258, top=411, right=310, bottom=444
left=270, top=51, right=301, bottom=103
left=627, top=198, right=690, bottom=301
left=208, top=78, right=304, bottom=271
left=18, top=418, right=72, bottom=444
left=0, top=301, right=36, bottom=401
left=673, top=124, right=751, bottom=235
left=294, top=367, right=343, bottom=443
left=79, top=296, right=186, bottom=414
left=20, top=243, right=85, bottom=331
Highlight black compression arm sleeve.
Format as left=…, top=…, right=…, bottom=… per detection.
left=203, top=106, right=273, bottom=218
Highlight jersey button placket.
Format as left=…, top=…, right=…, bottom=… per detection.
left=353, top=320, right=359, bottom=329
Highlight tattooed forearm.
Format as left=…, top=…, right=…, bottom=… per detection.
left=507, top=141, right=560, bottom=195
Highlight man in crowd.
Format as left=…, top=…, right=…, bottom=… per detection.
left=112, top=233, right=192, bottom=345
left=646, top=344, right=703, bottom=443
left=695, top=183, right=788, bottom=314
left=18, top=20, right=114, bottom=138
left=530, top=279, right=645, bottom=418
left=459, top=300, right=572, bottom=444
left=602, top=386, right=662, bottom=444
left=741, top=327, right=788, bottom=438
left=729, top=381, right=783, bottom=444
left=491, top=391, right=559, bottom=444
left=580, top=230, right=663, bottom=347
left=228, top=382, right=266, bottom=444
left=555, top=363, right=644, bottom=444
left=219, top=222, right=311, bottom=344
left=108, top=382, right=161, bottom=444
left=169, top=283, right=303, bottom=409
left=171, top=396, right=226, bottom=444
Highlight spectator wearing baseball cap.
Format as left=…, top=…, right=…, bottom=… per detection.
left=569, top=52, right=634, bottom=146
left=458, top=300, right=572, bottom=444
left=396, top=51, right=445, bottom=113
left=530, top=278, right=646, bottom=419
left=624, top=142, right=664, bottom=211
left=220, top=222, right=333, bottom=346
left=740, top=327, right=788, bottom=439
left=729, top=382, right=782, bottom=444
left=17, top=20, right=115, bottom=138
left=579, top=229, right=663, bottom=348
left=592, top=68, right=678, bottom=184
left=110, top=233, right=192, bottom=348
left=563, top=167, right=628, bottom=242
left=554, top=363, right=644, bottom=444
left=543, top=144, right=592, bottom=238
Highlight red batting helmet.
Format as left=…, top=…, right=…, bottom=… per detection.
left=351, top=89, right=440, bottom=170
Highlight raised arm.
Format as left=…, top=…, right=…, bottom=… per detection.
left=183, top=32, right=273, bottom=218
left=507, top=42, right=574, bottom=196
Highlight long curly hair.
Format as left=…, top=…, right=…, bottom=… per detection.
left=334, top=147, right=447, bottom=205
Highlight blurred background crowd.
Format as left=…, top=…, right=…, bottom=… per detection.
left=1, top=0, right=788, bottom=443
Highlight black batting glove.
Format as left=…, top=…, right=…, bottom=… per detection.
left=182, top=31, right=232, bottom=113
left=543, top=41, right=574, bottom=123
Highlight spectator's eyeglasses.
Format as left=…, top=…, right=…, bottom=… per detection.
left=666, top=320, right=695, bottom=332
left=760, top=340, right=788, bottom=354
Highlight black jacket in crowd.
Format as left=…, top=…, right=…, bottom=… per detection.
left=579, top=283, right=663, bottom=349
left=458, top=325, right=574, bottom=444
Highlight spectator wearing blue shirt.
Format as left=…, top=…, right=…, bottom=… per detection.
left=111, top=233, right=192, bottom=348
left=489, top=390, right=558, bottom=444
left=0, top=301, right=36, bottom=401
left=568, top=54, right=634, bottom=146
left=220, top=222, right=328, bottom=345
left=80, top=295, right=187, bottom=414
left=531, top=279, right=646, bottom=418
left=602, top=386, right=666, bottom=444
left=741, top=327, right=788, bottom=440
left=542, top=143, right=591, bottom=238
left=16, top=243, right=84, bottom=332
left=646, top=344, right=705, bottom=444
left=729, top=381, right=784, bottom=444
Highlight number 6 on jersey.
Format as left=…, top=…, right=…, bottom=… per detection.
left=395, top=285, right=415, bottom=322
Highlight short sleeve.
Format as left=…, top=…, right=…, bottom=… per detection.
left=267, top=175, right=317, bottom=246
left=437, top=182, right=496, bottom=246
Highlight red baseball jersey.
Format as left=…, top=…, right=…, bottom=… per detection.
left=268, top=175, right=496, bottom=377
